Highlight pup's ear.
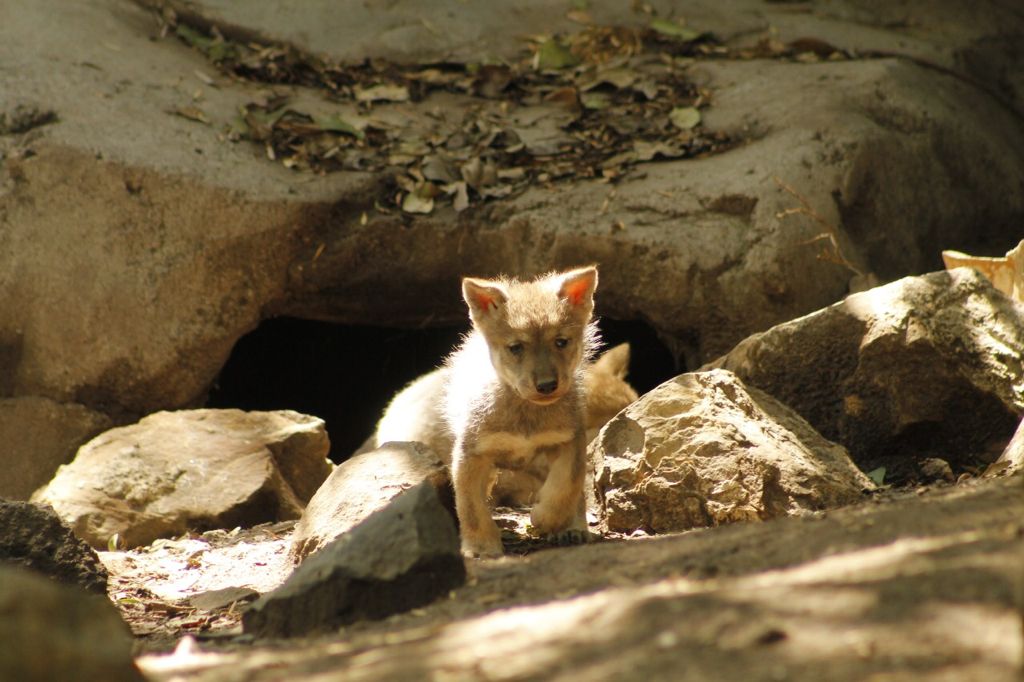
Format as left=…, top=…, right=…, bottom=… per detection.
left=556, top=266, right=598, bottom=309
left=462, top=277, right=508, bottom=322
left=593, top=342, right=630, bottom=378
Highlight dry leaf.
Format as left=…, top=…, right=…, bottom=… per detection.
left=669, top=106, right=701, bottom=129
left=355, top=83, right=411, bottom=103
left=535, top=38, right=581, bottom=70
left=172, top=106, right=210, bottom=124
left=401, top=188, right=435, bottom=214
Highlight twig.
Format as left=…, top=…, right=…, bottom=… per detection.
left=773, top=175, right=863, bottom=277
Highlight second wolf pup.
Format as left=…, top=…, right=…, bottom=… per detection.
left=445, top=266, right=599, bottom=557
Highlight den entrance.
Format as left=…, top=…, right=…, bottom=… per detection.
left=206, top=317, right=679, bottom=462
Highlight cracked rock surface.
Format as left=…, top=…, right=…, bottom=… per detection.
left=2, top=0, right=1023, bottom=495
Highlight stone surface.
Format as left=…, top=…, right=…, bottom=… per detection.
left=705, top=268, right=1024, bottom=476
left=0, top=500, right=108, bottom=594
left=144, top=0, right=1024, bottom=116
left=1, top=1, right=1022, bottom=472
left=138, top=475, right=1024, bottom=682
left=287, top=54, right=1024, bottom=367
left=0, top=397, right=112, bottom=500
left=594, top=369, right=871, bottom=534
left=244, top=481, right=465, bottom=638
left=0, top=565, right=142, bottom=682
left=290, top=441, right=451, bottom=562
left=32, top=409, right=332, bottom=549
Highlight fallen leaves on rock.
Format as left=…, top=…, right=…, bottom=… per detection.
left=162, top=11, right=854, bottom=214
left=158, top=17, right=738, bottom=214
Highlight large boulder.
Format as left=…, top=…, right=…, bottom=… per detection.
left=0, top=500, right=108, bottom=594
left=0, top=565, right=141, bottom=682
left=594, top=369, right=871, bottom=534
left=290, top=441, right=451, bottom=562
left=245, top=481, right=465, bottom=638
left=705, top=269, right=1024, bottom=478
left=2, top=0, right=1022, bottom=492
left=32, top=409, right=332, bottom=549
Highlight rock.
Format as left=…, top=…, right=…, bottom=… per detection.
left=244, top=481, right=465, bottom=638
left=188, top=586, right=259, bottom=612
left=3, top=0, right=1023, bottom=502
left=149, top=0, right=1024, bottom=115
left=140, top=461, right=1024, bottom=682
left=292, top=55, right=1024, bottom=367
left=3, top=0, right=1023, bottom=416
left=0, top=565, right=141, bottom=682
left=705, top=269, right=1024, bottom=475
left=0, top=397, right=112, bottom=500
left=594, top=369, right=871, bottom=534
left=290, top=441, right=451, bottom=562
left=918, top=458, right=955, bottom=484
left=987, top=418, right=1024, bottom=477
left=0, top=500, right=108, bottom=594
left=32, top=409, right=332, bottom=549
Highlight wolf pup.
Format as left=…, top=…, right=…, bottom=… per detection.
left=444, top=266, right=599, bottom=557
left=372, top=342, right=637, bottom=506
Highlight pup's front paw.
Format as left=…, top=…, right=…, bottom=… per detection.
left=529, top=502, right=575, bottom=536
left=460, top=529, right=504, bottom=559
left=546, top=528, right=595, bottom=547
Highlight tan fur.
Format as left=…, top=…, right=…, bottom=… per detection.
left=441, top=267, right=600, bottom=557
left=373, top=342, right=638, bottom=510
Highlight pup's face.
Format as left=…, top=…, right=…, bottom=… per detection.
left=463, top=267, right=598, bottom=405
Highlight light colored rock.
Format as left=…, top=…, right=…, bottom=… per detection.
left=705, top=268, right=1024, bottom=470
left=246, top=481, right=465, bottom=638
left=32, top=409, right=332, bottom=549
left=987, top=418, right=1024, bottom=477
left=0, top=397, right=111, bottom=500
left=594, top=369, right=871, bottom=534
left=290, top=441, right=450, bottom=562
left=0, top=565, right=141, bottom=682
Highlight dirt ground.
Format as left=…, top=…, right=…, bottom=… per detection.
left=101, top=474, right=1023, bottom=681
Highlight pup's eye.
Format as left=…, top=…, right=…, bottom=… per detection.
left=507, top=342, right=524, bottom=356
left=554, top=337, right=569, bottom=349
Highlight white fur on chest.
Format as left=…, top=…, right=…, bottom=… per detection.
left=476, top=429, right=573, bottom=463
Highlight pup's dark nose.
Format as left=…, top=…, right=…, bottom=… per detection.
left=536, top=380, right=558, bottom=395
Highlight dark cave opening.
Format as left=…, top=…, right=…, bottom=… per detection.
left=206, top=316, right=679, bottom=463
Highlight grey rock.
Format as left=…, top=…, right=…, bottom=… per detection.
left=188, top=586, right=259, bottom=612
left=0, top=500, right=108, bottom=594
left=594, top=369, right=871, bottom=534
left=244, top=481, right=465, bottom=638
left=290, top=441, right=451, bottom=562
left=918, top=458, right=955, bottom=483
left=705, top=269, right=1024, bottom=471
left=0, top=565, right=141, bottom=682
left=32, top=409, right=332, bottom=549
